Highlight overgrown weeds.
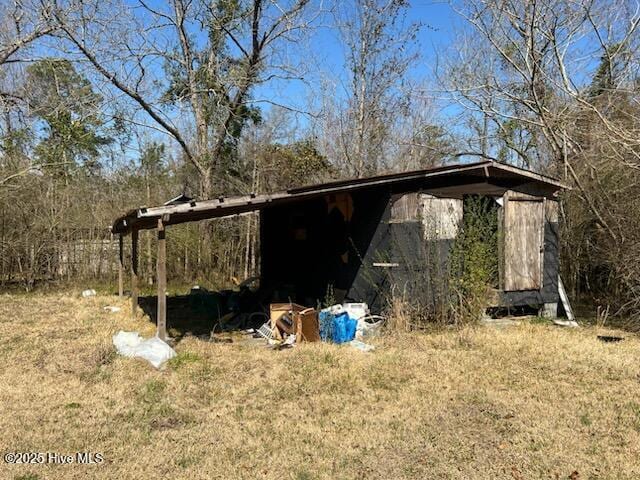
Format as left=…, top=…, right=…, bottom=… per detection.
left=386, top=195, right=499, bottom=331
left=448, top=195, right=499, bottom=325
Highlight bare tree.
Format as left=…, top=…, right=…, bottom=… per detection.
left=441, top=0, right=640, bottom=320
left=0, top=0, right=59, bottom=66
left=52, top=0, right=319, bottom=196
left=324, top=0, right=420, bottom=177
left=0, top=0, right=66, bottom=188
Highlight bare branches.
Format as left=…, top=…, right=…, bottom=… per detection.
left=52, top=3, right=202, bottom=178
left=327, top=0, right=422, bottom=176
left=443, top=0, right=640, bottom=318
left=46, top=0, right=316, bottom=195
left=0, top=1, right=57, bottom=66
left=0, top=162, right=72, bottom=189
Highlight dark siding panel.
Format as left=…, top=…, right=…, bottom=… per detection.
left=345, top=190, right=393, bottom=312
left=260, top=189, right=560, bottom=312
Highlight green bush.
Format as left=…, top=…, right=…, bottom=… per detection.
left=447, top=195, right=499, bottom=325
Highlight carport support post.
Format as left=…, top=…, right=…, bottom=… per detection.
left=131, top=228, right=139, bottom=318
left=118, top=234, right=124, bottom=297
left=156, top=218, right=167, bottom=340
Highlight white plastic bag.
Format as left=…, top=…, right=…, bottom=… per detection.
left=342, top=303, right=369, bottom=320
left=326, top=304, right=345, bottom=315
left=356, top=315, right=385, bottom=339
left=112, top=331, right=176, bottom=368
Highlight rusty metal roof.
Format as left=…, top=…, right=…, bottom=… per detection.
left=111, top=160, right=567, bottom=234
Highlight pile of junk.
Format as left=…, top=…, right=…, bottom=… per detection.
left=182, top=281, right=384, bottom=350
left=254, top=302, right=385, bottom=351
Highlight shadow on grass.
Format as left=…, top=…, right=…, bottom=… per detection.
left=138, top=289, right=269, bottom=340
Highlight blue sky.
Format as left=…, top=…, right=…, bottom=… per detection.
left=251, top=0, right=459, bottom=121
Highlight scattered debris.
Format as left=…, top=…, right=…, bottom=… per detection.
left=112, top=331, right=176, bottom=368
left=553, top=319, right=579, bottom=328
left=356, top=315, right=385, bottom=339
left=258, top=301, right=377, bottom=349
left=348, top=340, right=375, bottom=352
left=256, top=322, right=274, bottom=341
left=597, top=335, right=624, bottom=343
left=269, top=303, right=320, bottom=342
left=295, top=308, right=321, bottom=342
left=558, top=275, right=575, bottom=321
left=103, top=306, right=121, bottom=313
left=268, top=334, right=296, bottom=350
left=81, top=289, right=97, bottom=297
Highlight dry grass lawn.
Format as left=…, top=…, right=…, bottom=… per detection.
left=1, top=292, right=640, bottom=479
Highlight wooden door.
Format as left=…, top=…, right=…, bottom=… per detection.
left=503, top=198, right=544, bottom=291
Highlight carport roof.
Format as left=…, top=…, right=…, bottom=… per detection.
left=111, top=160, right=567, bottom=234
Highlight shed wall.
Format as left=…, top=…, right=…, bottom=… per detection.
left=259, top=189, right=560, bottom=313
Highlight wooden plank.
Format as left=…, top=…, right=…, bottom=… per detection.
left=156, top=218, right=167, bottom=340
left=391, top=193, right=420, bottom=221
left=540, top=198, right=547, bottom=289
left=118, top=234, right=124, bottom=297
left=498, top=204, right=504, bottom=290
left=420, top=195, right=463, bottom=240
left=503, top=193, right=544, bottom=291
left=558, top=275, right=575, bottom=321
left=545, top=199, right=559, bottom=223
left=131, top=229, right=139, bottom=318
left=423, top=182, right=507, bottom=199
left=504, top=191, right=542, bottom=202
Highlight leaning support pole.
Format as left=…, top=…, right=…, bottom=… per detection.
left=156, top=218, right=167, bottom=340
left=118, top=234, right=124, bottom=297
left=131, top=228, right=139, bottom=318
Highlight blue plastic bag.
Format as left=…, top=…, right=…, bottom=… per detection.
left=333, top=312, right=349, bottom=344
left=320, top=309, right=358, bottom=343
left=345, top=316, right=358, bottom=341
left=332, top=313, right=358, bottom=343
left=319, top=310, right=334, bottom=342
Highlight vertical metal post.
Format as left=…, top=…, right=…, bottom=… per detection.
left=131, top=228, right=139, bottom=318
left=157, top=218, right=167, bottom=340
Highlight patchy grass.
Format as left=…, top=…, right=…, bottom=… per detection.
left=1, top=293, right=639, bottom=479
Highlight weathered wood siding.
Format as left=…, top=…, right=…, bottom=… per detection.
left=503, top=191, right=544, bottom=291
left=390, top=193, right=420, bottom=222
left=421, top=195, right=463, bottom=240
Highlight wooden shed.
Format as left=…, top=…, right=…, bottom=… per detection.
left=112, top=161, right=566, bottom=338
